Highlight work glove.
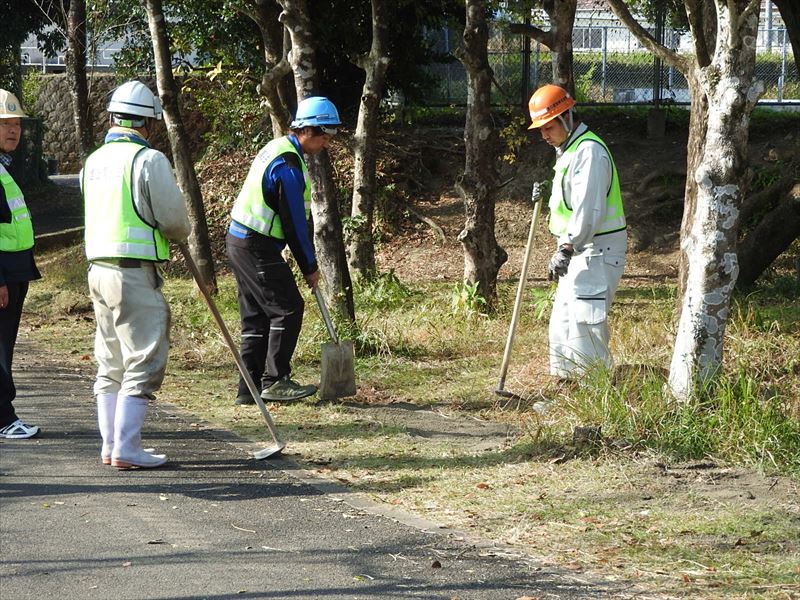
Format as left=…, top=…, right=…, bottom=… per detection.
left=548, top=245, right=573, bottom=281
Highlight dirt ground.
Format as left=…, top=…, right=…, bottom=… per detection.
left=374, top=109, right=798, bottom=289
left=373, top=111, right=691, bottom=285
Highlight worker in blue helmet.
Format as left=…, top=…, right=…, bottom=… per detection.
left=227, top=96, right=341, bottom=405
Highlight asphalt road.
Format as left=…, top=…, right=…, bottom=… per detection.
left=34, top=174, right=83, bottom=230
left=0, top=342, right=619, bottom=600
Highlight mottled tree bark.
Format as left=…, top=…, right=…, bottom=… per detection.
left=455, top=0, right=507, bottom=305
left=278, top=0, right=355, bottom=322
left=65, top=0, right=93, bottom=160
left=347, top=0, right=391, bottom=281
left=607, top=0, right=763, bottom=401
left=144, top=0, right=217, bottom=292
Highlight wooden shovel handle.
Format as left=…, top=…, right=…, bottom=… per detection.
left=313, top=288, right=339, bottom=344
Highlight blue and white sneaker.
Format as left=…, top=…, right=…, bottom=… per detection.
left=0, top=419, right=40, bottom=439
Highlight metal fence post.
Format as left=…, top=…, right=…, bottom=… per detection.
left=602, top=27, right=608, bottom=100
left=779, top=28, right=787, bottom=103
left=521, top=17, right=531, bottom=105
left=533, top=41, right=540, bottom=89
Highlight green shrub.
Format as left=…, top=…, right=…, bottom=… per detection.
left=183, top=67, right=267, bottom=153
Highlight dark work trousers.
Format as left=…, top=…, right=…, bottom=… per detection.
left=0, top=281, right=29, bottom=427
left=226, top=238, right=304, bottom=397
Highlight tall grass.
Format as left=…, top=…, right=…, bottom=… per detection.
left=29, top=246, right=800, bottom=475
left=562, top=366, right=800, bottom=474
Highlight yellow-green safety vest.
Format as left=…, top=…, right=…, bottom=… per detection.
left=549, top=130, right=626, bottom=237
left=231, top=136, right=311, bottom=238
left=83, top=141, right=169, bottom=261
left=0, top=164, right=34, bottom=252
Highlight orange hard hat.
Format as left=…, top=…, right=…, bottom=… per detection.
left=527, top=85, right=575, bottom=129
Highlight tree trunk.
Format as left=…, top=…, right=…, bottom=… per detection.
left=773, top=0, right=800, bottom=69
left=455, top=0, right=507, bottom=305
left=667, top=0, right=763, bottom=400
left=241, top=0, right=292, bottom=138
left=348, top=0, right=391, bottom=281
left=65, top=0, right=93, bottom=160
left=736, top=183, right=800, bottom=287
left=606, top=0, right=764, bottom=400
left=143, top=0, right=217, bottom=293
left=676, top=70, right=708, bottom=302
left=508, top=0, right=577, bottom=97
left=544, top=0, right=577, bottom=96
left=278, top=0, right=355, bottom=322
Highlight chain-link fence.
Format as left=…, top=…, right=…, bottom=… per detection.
left=423, top=18, right=799, bottom=106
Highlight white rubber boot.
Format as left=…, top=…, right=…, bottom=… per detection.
left=97, top=393, right=117, bottom=465
left=111, top=396, right=167, bottom=469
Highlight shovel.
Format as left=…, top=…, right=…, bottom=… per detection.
left=179, top=244, right=285, bottom=459
left=495, top=182, right=544, bottom=401
left=313, top=287, right=357, bottom=400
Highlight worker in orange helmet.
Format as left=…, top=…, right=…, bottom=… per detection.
left=527, top=84, right=627, bottom=379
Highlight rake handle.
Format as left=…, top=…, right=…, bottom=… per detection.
left=179, top=243, right=283, bottom=447
left=496, top=183, right=544, bottom=393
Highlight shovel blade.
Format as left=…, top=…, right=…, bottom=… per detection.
left=252, top=442, right=286, bottom=460
left=320, top=340, right=356, bottom=400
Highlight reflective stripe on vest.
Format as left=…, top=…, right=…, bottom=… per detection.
left=0, top=164, right=34, bottom=252
left=230, top=136, right=311, bottom=239
left=548, top=130, right=626, bottom=237
left=83, top=141, right=170, bottom=261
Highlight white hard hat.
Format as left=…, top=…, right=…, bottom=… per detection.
left=0, top=89, right=27, bottom=119
left=107, top=81, right=163, bottom=120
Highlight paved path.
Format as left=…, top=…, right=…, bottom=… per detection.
left=1, top=343, right=618, bottom=600
left=31, top=174, right=84, bottom=236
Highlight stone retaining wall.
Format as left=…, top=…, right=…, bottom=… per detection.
left=32, top=74, right=209, bottom=174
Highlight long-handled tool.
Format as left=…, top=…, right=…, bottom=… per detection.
left=314, top=288, right=356, bottom=400
left=179, top=244, right=285, bottom=459
left=495, top=182, right=544, bottom=400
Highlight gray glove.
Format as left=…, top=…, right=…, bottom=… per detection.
left=548, top=245, right=573, bottom=281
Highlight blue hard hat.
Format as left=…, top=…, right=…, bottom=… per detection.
left=290, top=96, right=341, bottom=128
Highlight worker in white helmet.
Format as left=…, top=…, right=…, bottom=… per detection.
left=82, top=80, right=191, bottom=468
left=527, top=84, right=627, bottom=379
left=0, top=89, right=41, bottom=440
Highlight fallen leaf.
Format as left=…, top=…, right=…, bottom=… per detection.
left=431, top=560, right=442, bottom=569
left=476, top=482, right=491, bottom=490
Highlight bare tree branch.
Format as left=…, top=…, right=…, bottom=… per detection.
left=606, top=0, right=689, bottom=72
left=508, top=22, right=554, bottom=48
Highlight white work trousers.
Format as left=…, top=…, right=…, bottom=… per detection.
left=549, top=250, right=624, bottom=378
left=88, top=263, right=170, bottom=398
